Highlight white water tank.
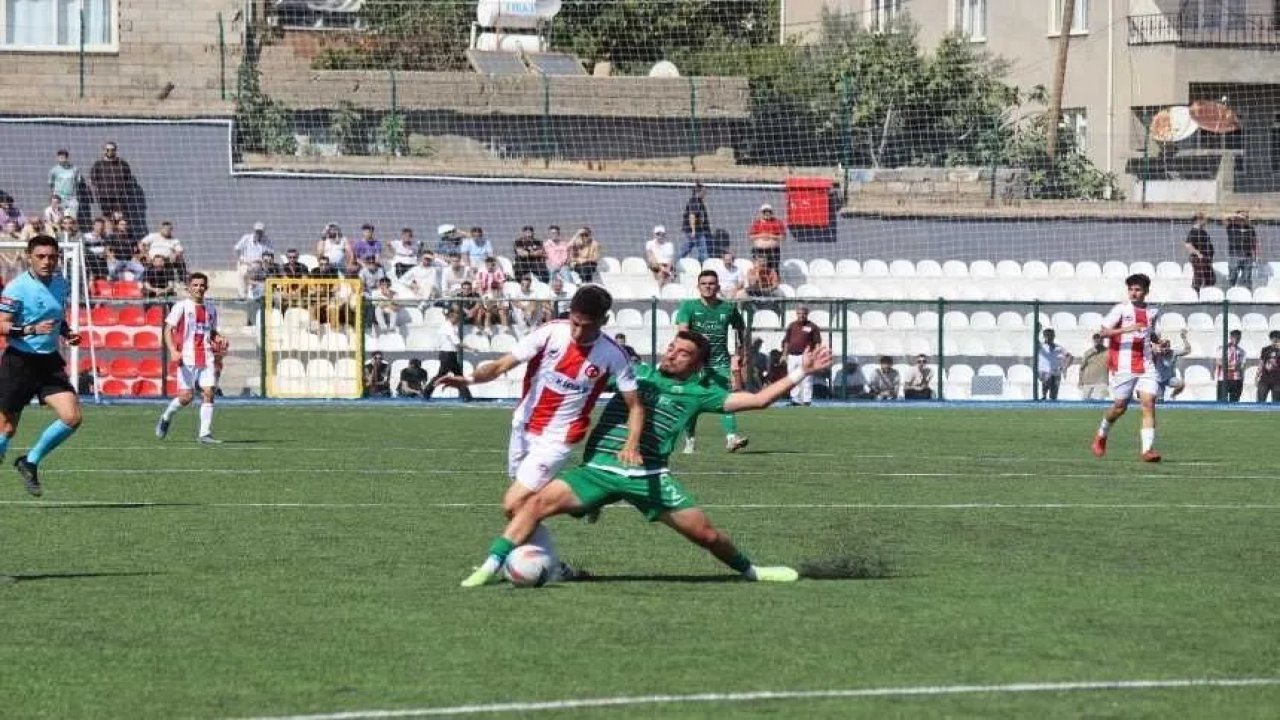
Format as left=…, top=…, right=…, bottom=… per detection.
left=476, top=0, right=562, bottom=29
left=474, top=32, right=543, bottom=53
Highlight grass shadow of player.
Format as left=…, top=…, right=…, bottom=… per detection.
left=32, top=502, right=200, bottom=511
left=2, top=570, right=164, bottom=586
left=577, top=574, right=745, bottom=584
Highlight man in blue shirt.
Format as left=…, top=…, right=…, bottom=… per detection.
left=0, top=235, right=84, bottom=496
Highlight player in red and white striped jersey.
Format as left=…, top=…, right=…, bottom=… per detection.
left=442, top=286, right=643, bottom=572
left=155, top=272, right=225, bottom=444
left=1093, top=273, right=1163, bottom=462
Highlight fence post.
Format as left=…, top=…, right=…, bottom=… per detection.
left=649, top=296, right=659, bottom=365
left=688, top=76, right=698, bottom=173
left=1031, top=299, right=1042, bottom=401
left=1219, top=296, right=1231, bottom=401
left=541, top=72, right=552, bottom=168
left=218, top=12, right=227, bottom=101
left=79, top=8, right=86, bottom=99
left=936, top=297, right=945, bottom=400
left=839, top=299, right=849, bottom=400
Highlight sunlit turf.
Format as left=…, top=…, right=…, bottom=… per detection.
left=1, top=403, right=1278, bottom=719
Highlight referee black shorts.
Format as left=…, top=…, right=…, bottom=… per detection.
left=0, top=348, right=76, bottom=415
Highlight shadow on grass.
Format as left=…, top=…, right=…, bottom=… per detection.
left=578, top=574, right=744, bottom=584
left=1, top=571, right=163, bottom=586
left=33, top=502, right=201, bottom=510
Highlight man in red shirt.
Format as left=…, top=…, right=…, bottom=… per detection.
left=781, top=305, right=821, bottom=405
left=748, top=203, right=785, bottom=272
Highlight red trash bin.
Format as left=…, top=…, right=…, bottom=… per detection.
left=785, top=177, right=833, bottom=227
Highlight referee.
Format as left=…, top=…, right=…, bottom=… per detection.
left=0, top=235, right=83, bottom=496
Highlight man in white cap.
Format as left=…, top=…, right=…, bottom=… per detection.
left=748, top=202, right=786, bottom=272
left=645, top=225, right=675, bottom=287
left=233, top=221, right=272, bottom=300
left=436, top=223, right=462, bottom=256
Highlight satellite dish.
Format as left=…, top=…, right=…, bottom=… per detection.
left=1189, top=99, right=1240, bottom=134
left=648, top=60, right=681, bottom=78
left=1150, top=106, right=1198, bottom=143
left=476, top=0, right=561, bottom=29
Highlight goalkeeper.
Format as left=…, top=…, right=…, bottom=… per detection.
left=461, top=331, right=832, bottom=586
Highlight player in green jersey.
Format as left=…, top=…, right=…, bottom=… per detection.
left=673, top=270, right=748, bottom=453
left=461, top=330, right=832, bottom=586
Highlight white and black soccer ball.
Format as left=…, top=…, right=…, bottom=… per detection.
left=504, top=545, right=556, bottom=588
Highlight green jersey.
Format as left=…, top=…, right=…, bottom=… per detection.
left=674, top=299, right=743, bottom=369
left=583, top=363, right=729, bottom=474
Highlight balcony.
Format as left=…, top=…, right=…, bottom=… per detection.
left=1128, top=13, right=1280, bottom=47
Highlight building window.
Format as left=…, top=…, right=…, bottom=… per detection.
left=2, top=0, right=115, bottom=51
left=1049, top=0, right=1089, bottom=35
left=1061, top=108, right=1088, bottom=154
left=1179, top=0, right=1246, bottom=30
left=953, top=0, right=986, bottom=40
left=868, top=0, right=902, bottom=33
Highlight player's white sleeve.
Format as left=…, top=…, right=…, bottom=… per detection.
left=1101, top=304, right=1123, bottom=331
left=511, top=323, right=550, bottom=362
left=612, top=352, right=639, bottom=392
left=164, top=302, right=184, bottom=328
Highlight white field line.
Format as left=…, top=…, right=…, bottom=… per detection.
left=228, top=677, right=1280, bottom=719
left=5, top=500, right=1280, bottom=511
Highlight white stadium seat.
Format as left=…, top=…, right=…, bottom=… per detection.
left=1160, top=312, right=1187, bottom=331
left=1022, top=261, right=1049, bottom=280
left=599, top=257, right=622, bottom=274
left=1049, top=261, right=1075, bottom=279
left=777, top=284, right=796, bottom=298
left=809, top=310, right=831, bottom=328
left=644, top=309, right=671, bottom=328
left=1077, top=311, right=1104, bottom=328
left=1050, top=311, right=1077, bottom=330
left=889, top=259, right=916, bottom=277
left=960, top=337, right=986, bottom=356
left=620, top=256, right=650, bottom=275
left=377, top=333, right=406, bottom=352
left=970, top=260, right=996, bottom=279
left=490, top=333, right=518, bottom=353
left=977, top=363, right=1004, bottom=377
left=887, top=311, right=915, bottom=329
left=809, top=258, right=837, bottom=277
left=861, top=310, right=889, bottom=329
left=1243, top=312, right=1269, bottom=331
left=781, top=258, right=809, bottom=286
left=1102, top=261, right=1129, bottom=279
left=1156, top=261, right=1184, bottom=280
left=614, top=308, right=644, bottom=328
left=660, top=284, right=690, bottom=300
left=996, top=311, right=1023, bottom=329
left=835, top=259, right=860, bottom=276
left=969, top=311, right=997, bottom=330
left=752, top=309, right=782, bottom=328
left=996, top=260, right=1022, bottom=278
left=1254, top=287, right=1280, bottom=302
left=1168, top=287, right=1200, bottom=303
left=1199, top=286, right=1225, bottom=302
left=1075, top=261, right=1103, bottom=280
left=1213, top=312, right=1241, bottom=331
left=1187, top=312, right=1214, bottom=331
left=852, top=337, right=876, bottom=357
left=796, top=283, right=824, bottom=298
left=916, top=310, right=939, bottom=329
left=462, top=333, right=490, bottom=352
left=1129, top=261, right=1156, bottom=277
left=678, top=258, right=702, bottom=277
left=943, top=311, right=969, bottom=329
left=405, top=327, right=436, bottom=351
left=862, top=259, right=889, bottom=278
left=942, top=260, right=969, bottom=278
left=916, top=259, right=943, bottom=277
left=1225, top=287, right=1252, bottom=303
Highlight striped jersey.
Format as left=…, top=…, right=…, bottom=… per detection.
left=165, top=299, right=220, bottom=369
left=1215, top=343, right=1246, bottom=381
left=584, top=363, right=729, bottom=475
left=1102, top=301, right=1160, bottom=374
left=511, top=321, right=637, bottom=443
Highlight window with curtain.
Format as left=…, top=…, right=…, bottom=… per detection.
left=1050, top=0, right=1089, bottom=34
left=4, top=0, right=114, bottom=49
left=953, top=0, right=986, bottom=40
left=1060, top=108, right=1088, bottom=154
left=868, top=0, right=902, bottom=33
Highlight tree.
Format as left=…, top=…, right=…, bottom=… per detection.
left=235, top=52, right=296, bottom=155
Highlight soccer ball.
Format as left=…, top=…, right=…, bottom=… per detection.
left=504, top=545, right=556, bottom=587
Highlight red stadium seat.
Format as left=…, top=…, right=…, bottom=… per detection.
left=133, top=330, right=162, bottom=351
left=117, top=305, right=146, bottom=327
left=144, top=305, right=166, bottom=326
left=101, top=379, right=129, bottom=396
left=164, top=377, right=179, bottom=395
left=90, top=279, right=113, bottom=299
left=104, top=331, right=131, bottom=350
left=77, top=356, right=108, bottom=376
left=90, top=305, right=118, bottom=326
left=130, top=379, right=160, bottom=397
left=87, top=330, right=105, bottom=348
left=138, top=358, right=163, bottom=378
left=109, top=357, right=138, bottom=379
left=111, top=281, right=143, bottom=299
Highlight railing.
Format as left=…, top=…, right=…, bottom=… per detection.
left=1128, top=12, right=1280, bottom=47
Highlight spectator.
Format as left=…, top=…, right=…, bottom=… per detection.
left=645, top=225, right=675, bottom=287
left=1037, top=328, right=1072, bottom=401
left=352, top=223, right=383, bottom=266
left=141, top=255, right=176, bottom=300
left=49, top=149, right=83, bottom=219
left=280, top=248, right=309, bottom=278
left=1226, top=209, right=1259, bottom=288
left=105, top=217, right=144, bottom=280
left=1258, top=330, right=1280, bottom=403
left=400, top=251, right=442, bottom=305
left=89, top=141, right=137, bottom=221
left=0, top=222, right=22, bottom=281
left=56, top=216, right=81, bottom=246
left=1155, top=330, right=1192, bottom=401
left=474, top=256, right=510, bottom=334
left=512, top=225, right=546, bottom=283
left=453, top=280, right=485, bottom=328
left=679, top=182, right=710, bottom=263
left=18, top=216, right=50, bottom=242
left=1077, top=333, right=1109, bottom=400
left=460, top=226, right=494, bottom=267
left=613, top=333, right=641, bottom=363
left=398, top=358, right=430, bottom=399
left=436, top=223, right=463, bottom=256
left=717, top=251, right=746, bottom=298
left=42, top=194, right=66, bottom=227
left=317, top=223, right=353, bottom=275
left=748, top=203, right=785, bottom=272
left=504, top=273, right=546, bottom=333
left=390, top=227, right=419, bottom=279
left=234, top=222, right=272, bottom=300
left=836, top=361, right=872, bottom=400
left=1214, top=329, right=1246, bottom=402
left=139, top=219, right=187, bottom=282
left=547, top=274, right=573, bottom=316
left=868, top=355, right=901, bottom=400
left=260, top=249, right=281, bottom=277
left=363, top=351, right=391, bottom=397
left=245, top=260, right=268, bottom=323
left=764, top=349, right=787, bottom=383
left=903, top=354, right=934, bottom=400
left=0, top=193, right=26, bottom=227
left=782, top=305, right=822, bottom=406
left=81, top=217, right=109, bottom=281
left=568, top=226, right=600, bottom=284
left=310, top=255, right=340, bottom=279
left=369, top=277, right=402, bottom=334
left=441, top=253, right=472, bottom=296
left=748, top=336, right=768, bottom=390
left=357, top=256, right=387, bottom=297
left=544, top=225, right=573, bottom=283
left=1185, top=212, right=1215, bottom=293
left=423, top=308, right=472, bottom=401
left=744, top=251, right=780, bottom=298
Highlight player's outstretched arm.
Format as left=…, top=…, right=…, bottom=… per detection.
left=723, top=345, right=832, bottom=413
left=437, top=352, right=521, bottom=388
left=617, top=389, right=645, bottom=466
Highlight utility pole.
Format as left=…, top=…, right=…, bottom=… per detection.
left=1045, top=0, right=1075, bottom=164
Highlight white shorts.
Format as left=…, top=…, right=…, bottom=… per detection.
left=177, top=365, right=218, bottom=392
left=1111, top=371, right=1159, bottom=401
left=507, top=431, right=574, bottom=492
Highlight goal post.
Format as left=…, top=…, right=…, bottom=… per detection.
left=262, top=277, right=364, bottom=398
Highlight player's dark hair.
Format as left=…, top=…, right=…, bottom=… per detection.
left=189, top=271, right=209, bottom=284
left=1125, top=273, right=1151, bottom=291
left=676, top=330, right=712, bottom=365
left=1270, top=330, right=1280, bottom=341
left=569, top=284, right=612, bottom=321
left=697, top=269, right=719, bottom=283
left=26, top=234, right=58, bottom=253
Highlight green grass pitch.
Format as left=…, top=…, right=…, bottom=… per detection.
left=2, top=403, right=1278, bottom=719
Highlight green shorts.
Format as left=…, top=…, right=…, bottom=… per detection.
left=560, top=465, right=698, bottom=521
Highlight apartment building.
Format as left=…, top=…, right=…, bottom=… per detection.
left=782, top=0, right=1280, bottom=195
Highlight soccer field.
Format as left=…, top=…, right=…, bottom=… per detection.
left=2, top=403, right=1278, bottom=719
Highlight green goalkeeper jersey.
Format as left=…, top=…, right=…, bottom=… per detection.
left=583, top=363, right=730, bottom=475
left=674, top=298, right=743, bottom=369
